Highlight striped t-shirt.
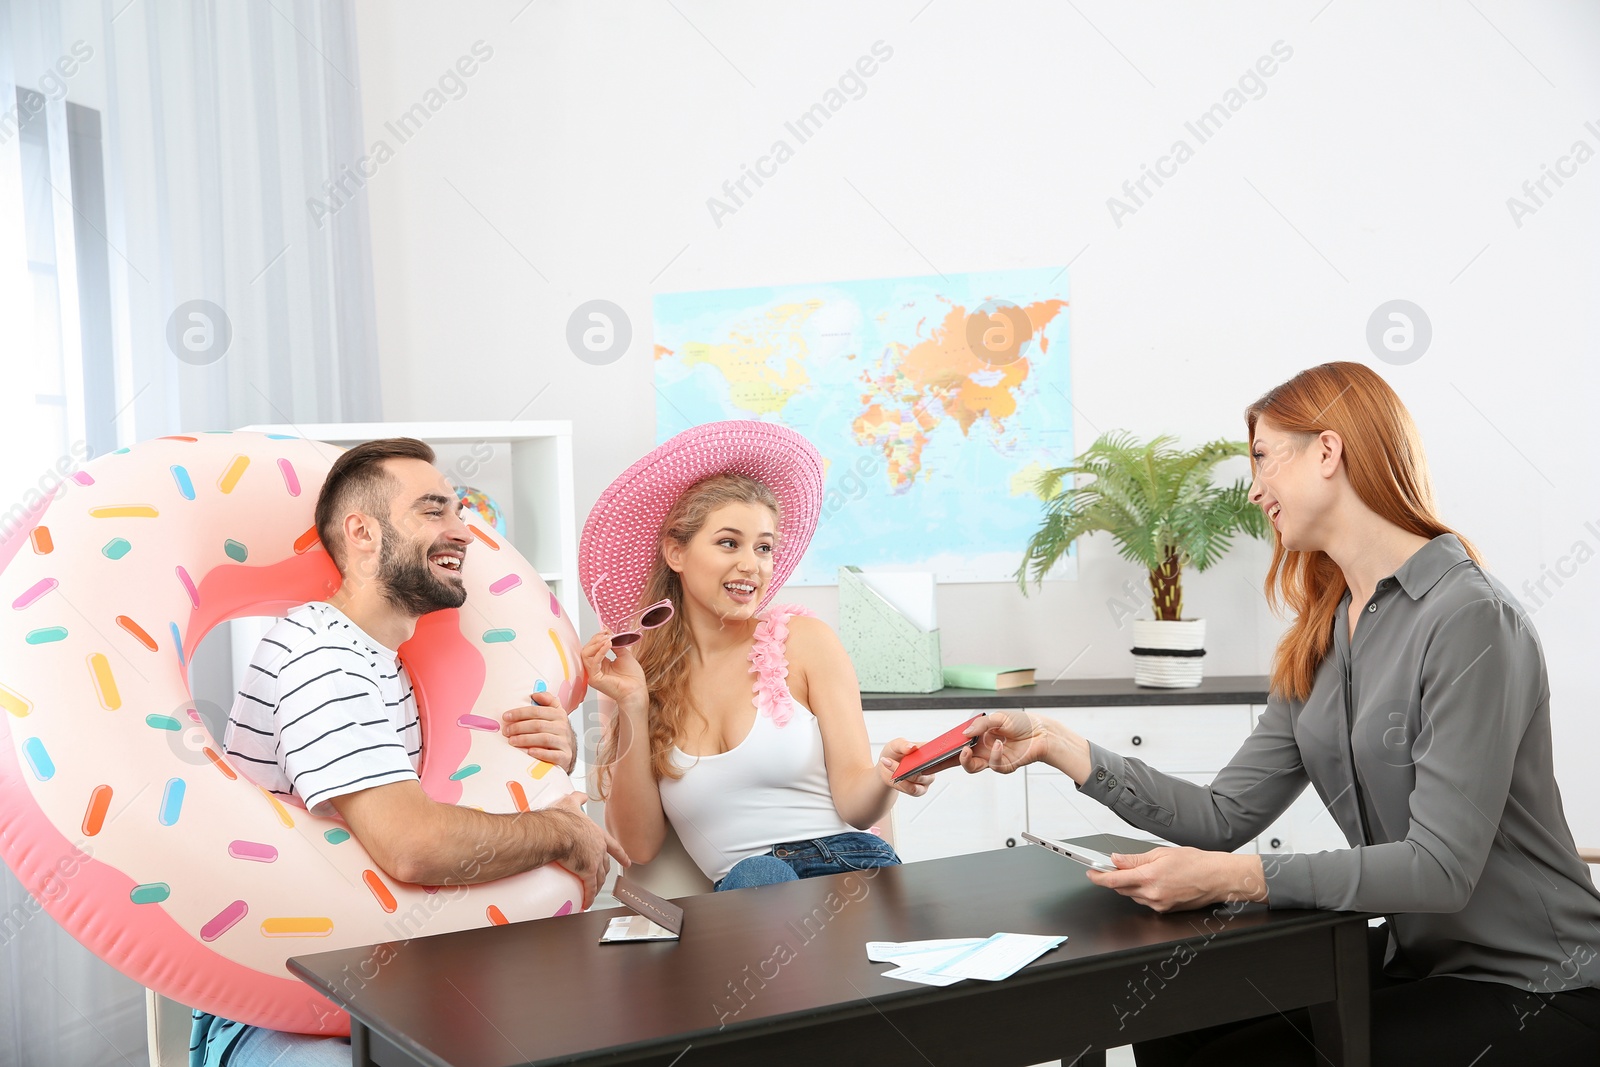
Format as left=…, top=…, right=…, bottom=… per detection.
left=223, top=602, right=421, bottom=816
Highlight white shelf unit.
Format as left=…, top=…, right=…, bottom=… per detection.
left=229, top=420, right=579, bottom=683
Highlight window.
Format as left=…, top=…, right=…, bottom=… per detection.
left=5, top=85, right=115, bottom=510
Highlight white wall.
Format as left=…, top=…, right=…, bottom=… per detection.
left=350, top=1, right=1600, bottom=843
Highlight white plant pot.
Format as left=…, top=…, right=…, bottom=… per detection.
left=1131, top=618, right=1206, bottom=688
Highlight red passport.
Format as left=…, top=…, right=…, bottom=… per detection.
left=893, top=715, right=982, bottom=782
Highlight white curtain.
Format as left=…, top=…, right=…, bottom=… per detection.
left=1, top=1, right=380, bottom=1063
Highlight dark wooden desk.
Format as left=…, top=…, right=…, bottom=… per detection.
left=290, top=835, right=1371, bottom=1067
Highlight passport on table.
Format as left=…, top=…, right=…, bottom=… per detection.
left=599, top=877, right=684, bottom=943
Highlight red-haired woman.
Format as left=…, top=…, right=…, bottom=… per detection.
left=963, top=363, right=1600, bottom=1063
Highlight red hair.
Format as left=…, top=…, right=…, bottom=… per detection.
left=1246, top=362, right=1481, bottom=701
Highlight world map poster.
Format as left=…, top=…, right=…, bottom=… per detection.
left=652, top=268, right=1074, bottom=584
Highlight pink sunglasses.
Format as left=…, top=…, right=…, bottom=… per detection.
left=608, top=598, right=674, bottom=647
left=592, top=572, right=675, bottom=647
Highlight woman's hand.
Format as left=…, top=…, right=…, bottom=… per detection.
left=1084, top=847, right=1267, bottom=913
left=958, top=711, right=1053, bottom=775
left=579, top=631, right=649, bottom=714
left=875, top=737, right=936, bottom=797
left=500, top=689, right=578, bottom=771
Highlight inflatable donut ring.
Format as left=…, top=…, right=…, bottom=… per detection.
left=0, top=431, right=588, bottom=1035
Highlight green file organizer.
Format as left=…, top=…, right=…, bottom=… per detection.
left=838, top=566, right=943, bottom=693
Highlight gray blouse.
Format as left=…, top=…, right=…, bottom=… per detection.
left=1077, top=533, right=1600, bottom=991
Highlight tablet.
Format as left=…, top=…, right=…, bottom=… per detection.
left=1020, top=831, right=1119, bottom=872
left=892, top=715, right=981, bottom=782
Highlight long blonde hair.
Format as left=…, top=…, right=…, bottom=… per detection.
left=597, top=473, right=781, bottom=794
left=1247, top=362, right=1481, bottom=701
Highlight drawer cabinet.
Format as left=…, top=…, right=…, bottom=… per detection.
left=1029, top=705, right=1253, bottom=773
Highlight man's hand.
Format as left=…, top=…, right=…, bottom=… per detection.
left=333, top=781, right=629, bottom=893
left=543, top=792, right=630, bottom=910
left=502, top=689, right=577, bottom=773
left=1084, top=847, right=1267, bottom=913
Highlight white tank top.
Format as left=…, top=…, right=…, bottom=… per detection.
left=657, top=605, right=855, bottom=881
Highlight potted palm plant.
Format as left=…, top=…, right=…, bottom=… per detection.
left=1016, top=431, right=1270, bottom=687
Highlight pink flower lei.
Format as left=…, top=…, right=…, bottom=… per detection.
left=748, top=603, right=816, bottom=727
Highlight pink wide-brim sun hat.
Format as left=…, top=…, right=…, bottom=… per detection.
left=579, top=420, right=825, bottom=628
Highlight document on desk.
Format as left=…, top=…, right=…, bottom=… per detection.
left=599, top=913, right=680, bottom=943
left=866, top=938, right=987, bottom=963
left=868, top=932, right=1067, bottom=986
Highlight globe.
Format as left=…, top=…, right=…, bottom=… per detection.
left=455, top=485, right=508, bottom=535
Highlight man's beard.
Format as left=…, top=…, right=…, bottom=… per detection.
left=377, top=518, right=467, bottom=615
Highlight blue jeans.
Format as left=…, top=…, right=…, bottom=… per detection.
left=715, top=831, right=900, bottom=890
left=190, top=1010, right=351, bottom=1066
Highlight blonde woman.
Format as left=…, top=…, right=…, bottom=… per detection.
left=962, top=363, right=1600, bottom=1064
left=560, top=421, right=932, bottom=891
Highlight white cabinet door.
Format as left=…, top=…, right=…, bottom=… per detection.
left=1025, top=768, right=1219, bottom=849
left=1023, top=704, right=1255, bottom=853
left=1029, top=705, right=1254, bottom=773
left=883, top=751, right=1029, bottom=862
left=865, top=711, right=1027, bottom=861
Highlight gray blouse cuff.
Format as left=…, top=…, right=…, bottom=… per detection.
left=1260, top=851, right=1317, bottom=909
left=1073, top=740, right=1177, bottom=829
left=1075, top=739, right=1133, bottom=805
